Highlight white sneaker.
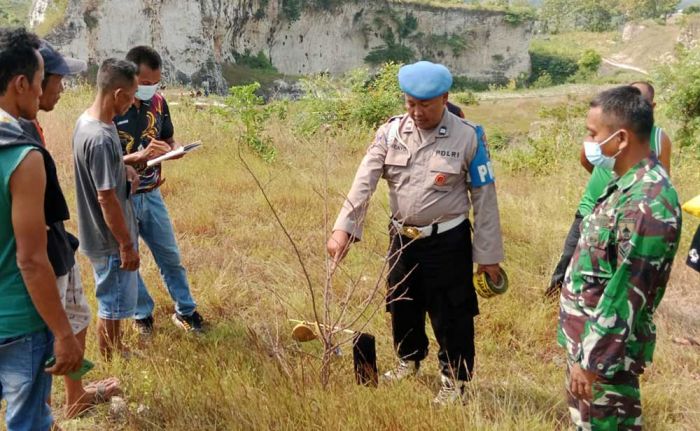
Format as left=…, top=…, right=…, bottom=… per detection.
left=432, top=374, right=467, bottom=406
left=381, top=359, right=421, bottom=382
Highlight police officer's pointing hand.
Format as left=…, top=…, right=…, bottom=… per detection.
left=327, top=230, right=351, bottom=266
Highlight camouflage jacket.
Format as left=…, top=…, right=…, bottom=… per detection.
left=558, top=156, right=681, bottom=379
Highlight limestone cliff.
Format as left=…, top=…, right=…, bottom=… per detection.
left=41, top=0, right=534, bottom=93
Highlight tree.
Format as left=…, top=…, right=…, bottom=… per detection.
left=617, top=0, right=680, bottom=20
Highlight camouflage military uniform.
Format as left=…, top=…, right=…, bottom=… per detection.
left=558, top=156, right=681, bottom=430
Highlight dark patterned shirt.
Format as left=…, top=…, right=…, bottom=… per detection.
left=114, top=93, right=174, bottom=193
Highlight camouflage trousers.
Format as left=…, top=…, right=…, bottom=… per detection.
left=566, top=361, right=642, bottom=430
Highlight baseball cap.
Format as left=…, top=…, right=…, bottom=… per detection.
left=39, top=40, right=87, bottom=76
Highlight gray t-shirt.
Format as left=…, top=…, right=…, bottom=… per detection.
left=72, top=112, right=137, bottom=258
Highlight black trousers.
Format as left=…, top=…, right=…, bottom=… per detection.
left=548, top=211, right=584, bottom=293
left=386, top=220, right=477, bottom=381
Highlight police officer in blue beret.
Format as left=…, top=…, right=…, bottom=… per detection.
left=328, top=61, right=505, bottom=404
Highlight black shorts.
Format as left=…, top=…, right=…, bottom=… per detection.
left=688, top=225, right=700, bottom=273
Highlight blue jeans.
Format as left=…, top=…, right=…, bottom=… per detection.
left=131, top=188, right=196, bottom=319
left=0, top=329, right=53, bottom=431
left=89, top=254, right=139, bottom=320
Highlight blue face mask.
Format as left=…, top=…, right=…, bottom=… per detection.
left=583, top=130, right=622, bottom=170
left=135, top=83, right=159, bottom=101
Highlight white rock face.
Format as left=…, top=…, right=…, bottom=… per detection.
left=45, top=0, right=533, bottom=92
left=29, top=0, right=49, bottom=28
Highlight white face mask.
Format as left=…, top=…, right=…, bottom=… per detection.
left=135, top=83, right=159, bottom=101
left=583, top=130, right=623, bottom=170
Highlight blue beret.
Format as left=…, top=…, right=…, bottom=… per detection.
left=398, top=61, right=453, bottom=100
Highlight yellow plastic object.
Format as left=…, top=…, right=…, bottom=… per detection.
left=682, top=194, right=700, bottom=218
left=474, top=268, right=509, bottom=299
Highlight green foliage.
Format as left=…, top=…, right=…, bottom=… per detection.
left=281, top=0, right=302, bottom=22
left=233, top=50, right=277, bottom=72
left=416, top=32, right=470, bottom=57
left=485, top=128, right=510, bottom=151
left=540, top=0, right=679, bottom=33
left=452, top=76, right=495, bottom=92
left=453, top=91, right=479, bottom=106
left=364, top=43, right=415, bottom=66
left=350, top=63, right=404, bottom=126
left=656, top=45, right=700, bottom=150
left=280, top=0, right=345, bottom=21
left=504, top=6, right=536, bottom=26
left=618, top=0, right=680, bottom=20
left=365, top=11, right=419, bottom=66
left=0, top=0, right=28, bottom=26
left=498, top=102, right=587, bottom=175
left=527, top=47, right=601, bottom=89
left=531, top=71, right=554, bottom=88
left=528, top=46, right=579, bottom=85
left=224, top=82, right=280, bottom=162
left=254, top=0, right=269, bottom=19
left=295, top=63, right=403, bottom=136
left=577, top=49, right=602, bottom=73
left=395, top=12, right=419, bottom=39
left=686, top=5, right=700, bottom=14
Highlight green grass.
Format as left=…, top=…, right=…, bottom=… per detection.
left=0, top=0, right=31, bottom=26
left=221, top=62, right=285, bottom=89
left=20, top=83, right=700, bottom=430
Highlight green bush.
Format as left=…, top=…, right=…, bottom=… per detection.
left=350, top=63, right=404, bottom=126
left=364, top=44, right=415, bottom=66
left=528, top=47, right=579, bottom=85
left=233, top=50, right=277, bottom=72
left=295, top=63, right=404, bottom=136
left=453, top=91, right=478, bottom=106
left=656, top=45, right=700, bottom=150
left=531, top=71, right=554, bottom=88
left=686, top=5, right=700, bottom=14
left=223, top=82, right=279, bottom=162
left=577, top=49, right=602, bottom=74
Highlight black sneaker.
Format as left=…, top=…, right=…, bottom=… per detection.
left=171, top=311, right=205, bottom=333
left=134, top=315, right=155, bottom=336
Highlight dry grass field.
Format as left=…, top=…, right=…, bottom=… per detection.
left=5, top=83, right=698, bottom=430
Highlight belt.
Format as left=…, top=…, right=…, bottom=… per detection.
left=391, top=214, right=467, bottom=240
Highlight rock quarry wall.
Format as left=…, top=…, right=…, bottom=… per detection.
left=41, top=0, right=534, bottom=93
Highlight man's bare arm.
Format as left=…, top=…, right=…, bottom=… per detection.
left=97, top=189, right=139, bottom=271
left=10, top=151, right=82, bottom=374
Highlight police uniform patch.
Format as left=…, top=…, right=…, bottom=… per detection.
left=434, top=173, right=446, bottom=186
left=438, top=126, right=447, bottom=137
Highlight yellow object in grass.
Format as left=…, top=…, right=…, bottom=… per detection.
left=682, top=194, right=700, bottom=218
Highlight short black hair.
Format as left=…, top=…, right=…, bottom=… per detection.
left=96, top=58, right=138, bottom=93
left=125, top=46, right=162, bottom=70
left=630, top=81, right=655, bottom=101
left=0, top=27, right=41, bottom=95
left=590, top=85, right=653, bottom=141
